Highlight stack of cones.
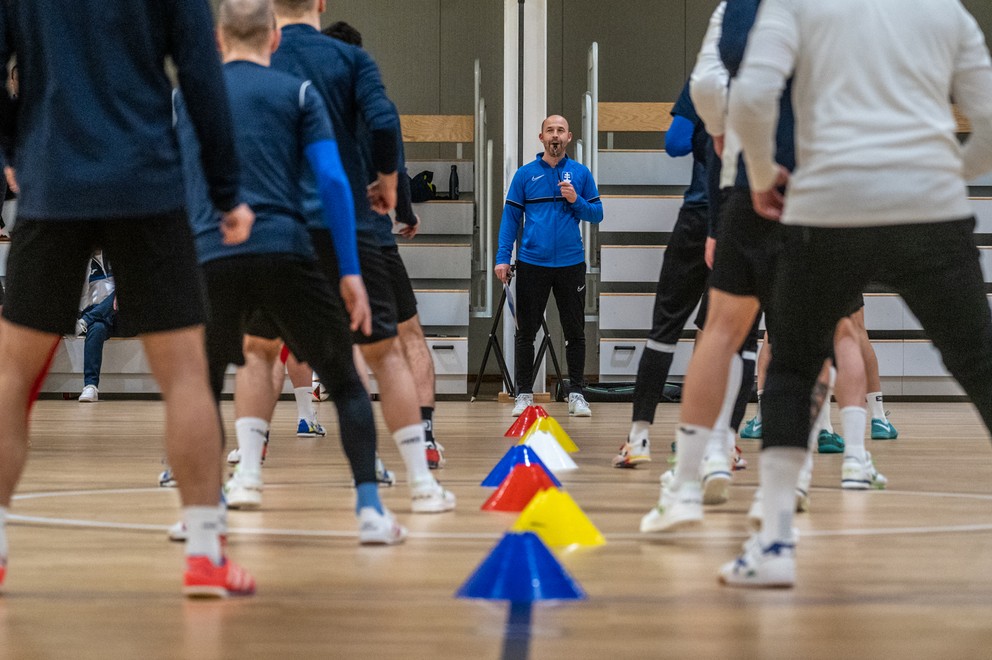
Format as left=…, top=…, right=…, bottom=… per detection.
left=456, top=407, right=604, bottom=607
left=504, top=405, right=548, bottom=438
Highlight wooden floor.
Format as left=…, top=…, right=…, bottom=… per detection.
left=5, top=398, right=992, bottom=659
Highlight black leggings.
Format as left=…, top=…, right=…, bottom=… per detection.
left=514, top=260, right=587, bottom=395
left=202, top=255, right=377, bottom=485
left=763, top=218, right=992, bottom=450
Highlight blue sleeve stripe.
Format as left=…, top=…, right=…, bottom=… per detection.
left=507, top=199, right=525, bottom=210
left=304, top=139, right=361, bottom=276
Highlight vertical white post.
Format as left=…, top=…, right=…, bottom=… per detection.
left=503, top=0, right=548, bottom=395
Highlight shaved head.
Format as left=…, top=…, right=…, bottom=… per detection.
left=541, top=115, right=569, bottom=132
left=219, top=0, right=275, bottom=50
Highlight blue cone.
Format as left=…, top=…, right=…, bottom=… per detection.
left=481, top=445, right=562, bottom=488
left=456, top=532, right=585, bottom=602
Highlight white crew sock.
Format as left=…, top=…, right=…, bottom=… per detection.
left=234, top=417, right=269, bottom=475
left=672, top=424, right=710, bottom=490
left=393, top=423, right=431, bottom=488
left=816, top=398, right=833, bottom=434
left=629, top=420, right=650, bottom=443
left=0, top=506, right=7, bottom=561
left=708, top=354, right=743, bottom=458
left=758, top=447, right=806, bottom=547
left=841, top=406, right=867, bottom=462
left=867, top=392, right=886, bottom=421
left=294, top=387, right=315, bottom=422
left=184, top=505, right=224, bottom=564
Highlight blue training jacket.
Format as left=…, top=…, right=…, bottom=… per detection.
left=176, top=62, right=359, bottom=275
left=0, top=0, right=240, bottom=220
left=496, top=154, right=603, bottom=268
left=272, top=25, right=400, bottom=247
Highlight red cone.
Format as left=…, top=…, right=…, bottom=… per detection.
left=504, top=406, right=541, bottom=437
left=481, top=464, right=558, bottom=512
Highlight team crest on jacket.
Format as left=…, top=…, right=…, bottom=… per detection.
left=562, top=171, right=572, bottom=182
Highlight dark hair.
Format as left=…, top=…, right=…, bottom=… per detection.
left=322, top=21, right=363, bottom=47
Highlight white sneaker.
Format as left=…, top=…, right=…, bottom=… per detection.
left=719, top=534, right=796, bottom=588
left=701, top=452, right=732, bottom=505
left=612, top=437, right=651, bottom=468
left=167, top=520, right=187, bottom=542
left=511, top=393, right=533, bottom=417
left=78, top=385, right=99, bottom=402
left=357, top=507, right=408, bottom=545
left=640, top=481, right=703, bottom=533
left=841, top=451, right=887, bottom=490
left=411, top=478, right=456, bottom=513
left=568, top=392, right=591, bottom=417
left=375, top=455, right=396, bottom=487
left=226, top=448, right=241, bottom=466
left=223, top=469, right=263, bottom=510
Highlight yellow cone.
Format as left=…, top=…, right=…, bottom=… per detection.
left=511, top=488, right=606, bottom=548
left=520, top=416, right=579, bottom=453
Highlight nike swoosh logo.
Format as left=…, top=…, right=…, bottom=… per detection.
left=577, top=285, right=586, bottom=292
left=531, top=175, right=544, bottom=182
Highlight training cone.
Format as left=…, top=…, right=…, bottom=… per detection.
left=504, top=405, right=547, bottom=438
left=521, top=416, right=579, bottom=453
left=481, top=445, right=562, bottom=488
left=482, top=464, right=559, bottom=512
left=512, top=489, right=606, bottom=548
left=522, top=430, right=578, bottom=473
left=455, top=531, right=585, bottom=602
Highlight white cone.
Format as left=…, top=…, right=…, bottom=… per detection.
left=524, top=430, right=578, bottom=472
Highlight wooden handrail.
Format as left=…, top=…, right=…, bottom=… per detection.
left=400, top=114, right=474, bottom=143
left=599, top=101, right=972, bottom=133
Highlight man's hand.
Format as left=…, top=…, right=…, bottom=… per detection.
left=751, top=165, right=790, bottom=221
left=367, top=171, right=398, bottom=215
left=558, top=179, right=577, bottom=203
left=712, top=134, right=725, bottom=160
left=339, top=274, right=372, bottom=336
left=221, top=203, right=254, bottom=245
left=705, top=236, right=716, bottom=269
left=4, top=166, right=17, bottom=194
left=495, top=263, right=512, bottom=284
left=395, top=214, right=420, bottom=239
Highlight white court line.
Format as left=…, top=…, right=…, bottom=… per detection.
left=8, top=486, right=992, bottom=543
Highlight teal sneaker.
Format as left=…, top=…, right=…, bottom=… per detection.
left=817, top=430, right=845, bottom=454
left=870, top=418, right=898, bottom=440
left=740, top=416, right=762, bottom=439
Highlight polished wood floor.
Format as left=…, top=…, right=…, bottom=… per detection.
left=4, top=398, right=992, bottom=659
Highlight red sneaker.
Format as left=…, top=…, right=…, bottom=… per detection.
left=183, top=556, right=255, bottom=598
left=426, top=439, right=445, bottom=469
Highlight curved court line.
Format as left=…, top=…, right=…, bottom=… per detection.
left=9, top=486, right=992, bottom=542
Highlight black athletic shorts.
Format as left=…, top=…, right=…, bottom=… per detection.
left=309, top=229, right=418, bottom=344
left=2, top=211, right=204, bottom=335
left=708, top=187, right=784, bottom=308
left=203, top=253, right=351, bottom=368
left=0, top=277, right=4, bottom=306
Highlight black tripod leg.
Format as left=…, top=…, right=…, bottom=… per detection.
left=471, top=287, right=515, bottom=401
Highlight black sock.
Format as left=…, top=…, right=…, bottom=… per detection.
left=421, top=406, right=435, bottom=443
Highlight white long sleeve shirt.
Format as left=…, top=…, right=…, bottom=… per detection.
left=728, top=0, right=992, bottom=227
left=689, top=1, right=728, bottom=137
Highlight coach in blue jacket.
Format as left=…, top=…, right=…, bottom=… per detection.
left=496, top=115, right=604, bottom=417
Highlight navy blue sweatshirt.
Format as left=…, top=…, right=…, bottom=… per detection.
left=176, top=62, right=359, bottom=275
left=720, top=0, right=796, bottom=189
left=0, top=0, right=240, bottom=219
left=272, top=25, right=401, bottom=246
